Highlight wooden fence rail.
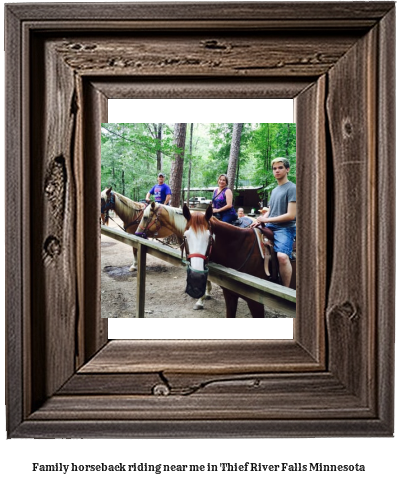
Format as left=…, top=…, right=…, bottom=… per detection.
left=101, top=225, right=296, bottom=318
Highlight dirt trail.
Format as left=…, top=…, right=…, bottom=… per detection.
left=101, top=217, right=288, bottom=319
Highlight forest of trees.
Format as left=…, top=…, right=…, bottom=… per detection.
left=101, top=123, right=296, bottom=207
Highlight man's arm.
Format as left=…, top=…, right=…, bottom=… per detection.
left=260, top=202, right=296, bottom=224
left=146, top=186, right=154, bottom=202
left=164, top=194, right=171, bottom=205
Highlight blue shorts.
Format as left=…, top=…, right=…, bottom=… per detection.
left=266, top=224, right=296, bottom=259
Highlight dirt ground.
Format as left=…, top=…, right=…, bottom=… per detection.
left=101, top=217, right=288, bottom=319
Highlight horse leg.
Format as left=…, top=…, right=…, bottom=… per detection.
left=129, top=247, right=138, bottom=271
left=205, top=280, right=212, bottom=299
left=222, top=289, right=239, bottom=318
left=192, top=281, right=213, bottom=310
left=246, top=299, right=265, bottom=318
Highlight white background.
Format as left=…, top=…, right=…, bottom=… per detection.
left=1, top=1, right=398, bottom=487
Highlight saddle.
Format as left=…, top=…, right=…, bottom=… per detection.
left=257, top=225, right=296, bottom=286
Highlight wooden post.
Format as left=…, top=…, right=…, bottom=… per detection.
left=136, top=242, right=147, bottom=318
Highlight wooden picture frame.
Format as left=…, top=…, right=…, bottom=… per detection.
left=5, top=2, right=395, bottom=437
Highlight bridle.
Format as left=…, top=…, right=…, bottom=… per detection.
left=101, top=191, right=115, bottom=214
left=182, top=224, right=213, bottom=265
left=101, top=191, right=146, bottom=231
left=135, top=203, right=163, bottom=239
left=182, top=222, right=213, bottom=299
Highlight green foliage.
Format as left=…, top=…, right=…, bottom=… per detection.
left=101, top=123, right=296, bottom=203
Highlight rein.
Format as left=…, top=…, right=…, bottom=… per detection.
left=101, top=191, right=147, bottom=232
left=208, top=220, right=257, bottom=272
left=135, top=204, right=163, bottom=239
left=235, top=228, right=257, bottom=271
left=123, top=206, right=146, bottom=231
left=182, top=227, right=213, bottom=265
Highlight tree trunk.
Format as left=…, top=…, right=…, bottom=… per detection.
left=227, top=123, right=243, bottom=192
left=286, top=123, right=291, bottom=157
left=170, top=123, right=187, bottom=207
left=186, top=123, right=194, bottom=205
left=265, top=124, right=270, bottom=171
left=156, top=123, right=163, bottom=171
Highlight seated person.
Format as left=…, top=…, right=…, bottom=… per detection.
left=212, top=174, right=237, bottom=224
left=236, top=208, right=254, bottom=227
left=250, top=157, right=296, bottom=287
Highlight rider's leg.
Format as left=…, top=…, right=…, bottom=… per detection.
left=221, top=212, right=237, bottom=224
left=277, top=252, right=292, bottom=287
left=267, top=225, right=295, bottom=288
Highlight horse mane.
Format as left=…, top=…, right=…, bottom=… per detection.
left=186, top=212, right=210, bottom=233
left=114, top=191, right=143, bottom=211
left=160, top=205, right=187, bottom=236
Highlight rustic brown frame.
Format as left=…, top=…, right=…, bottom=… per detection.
left=5, top=2, right=395, bottom=437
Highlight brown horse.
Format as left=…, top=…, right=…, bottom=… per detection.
left=101, top=187, right=174, bottom=270
left=135, top=201, right=212, bottom=309
left=183, top=204, right=266, bottom=318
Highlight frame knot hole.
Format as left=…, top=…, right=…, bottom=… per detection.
left=152, top=383, right=171, bottom=396
left=343, top=119, right=354, bottom=138
left=328, top=301, right=359, bottom=323
left=43, top=236, right=62, bottom=263
left=201, top=40, right=227, bottom=50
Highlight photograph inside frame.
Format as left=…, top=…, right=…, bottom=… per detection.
left=101, top=120, right=297, bottom=328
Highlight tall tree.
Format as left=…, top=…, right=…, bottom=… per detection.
left=170, top=123, right=187, bottom=207
left=154, top=123, right=163, bottom=171
left=226, top=123, right=243, bottom=192
left=186, top=123, right=194, bottom=205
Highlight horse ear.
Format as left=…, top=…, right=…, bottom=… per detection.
left=106, top=187, right=112, bottom=195
left=205, top=204, right=213, bottom=221
left=183, top=203, right=191, bottom=221
left=151, top=201, right=156, bottom=210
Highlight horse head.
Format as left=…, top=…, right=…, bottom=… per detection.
left=101, top=187, right=114, bottom=224
left=135, top=201, right=159, bottom=238
left=182, top=204, right=213, bottom=299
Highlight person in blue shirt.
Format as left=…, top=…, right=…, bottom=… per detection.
left=145, top=172, right=172, bottom=205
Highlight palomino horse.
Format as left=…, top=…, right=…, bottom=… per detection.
left=100, top=187, right=174, bottom=271
left=135, top=201, right=212, bottom=309
left=182, top=204, right=266, bottom=318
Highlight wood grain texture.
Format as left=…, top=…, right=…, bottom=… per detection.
left=53, top=33, right=361, bottom=78
left=81, top=81, right=109, bottom=361
left=30, top=36, right=78, bottom=409
left=7, top=2, right=394, bottom=22
left=79, top=340, right=320, bottom=374
left=29, top=393, right=371, bottom=421
left=92, top=79, right=311, bottom=99
left=14, top=418, right=390, bottom=439
left=376, top=5, right=395, bottom=430
left=5, top=2, right=395, bottom=438
left=295, top=75, right=326, bottom=363
left=5, top=4, right=24, bottom=436
left=325, top=26, right=377, bottom=403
